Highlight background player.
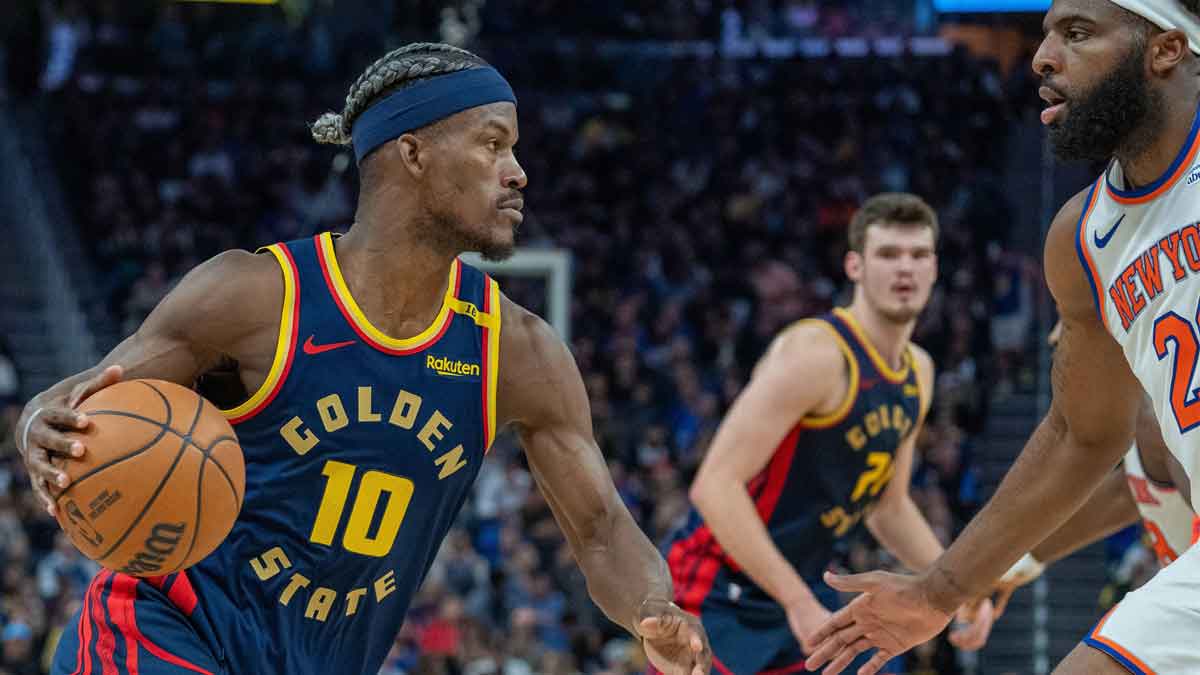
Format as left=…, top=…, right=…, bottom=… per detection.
left=661, top=193, right=995, bottom=675
left=993, top=322, right=1197, bottom=616
left=15, top=43, right=710, bottom=675
left=803, top=2, right=1200, bottom=673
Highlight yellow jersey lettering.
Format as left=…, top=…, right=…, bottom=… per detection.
left=417, top=410, right=452, bottom=451
left=310, top=461, right=356, bottom=546
left=344, top=588, right=368, bottom=616
left=357, top=386, right=381, bottom=423
left=434, top=445, right=468, bottom=480
left=341, top=471, right=415, bottom=557
left=864, top=411, right=880, bottom=437
left=249, top=546, right=293, bottom=581
left=374, top=570, right=397, bottom=602
left=388, top=391, right=422, bottom=429
left=851, top=452, right=892, bottom=502
left=281, top=417, right=319, bottom=456
left=304, top=587, right=338, bottom=622
left=279, top=573, right=311, bottom=606
left=317, top=394, right=349, bottom=432
left=878, top=404, right=891, bottom=430
left=845, top=427, right=868, bottom=451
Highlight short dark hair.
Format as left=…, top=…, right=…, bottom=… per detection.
left=847, top=193, right=939, bottom=253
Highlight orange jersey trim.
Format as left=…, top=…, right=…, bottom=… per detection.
left=1075, top=179, right=1108, bottom=332
left=315, top=232, right=459, bottom=356
left=221, top=244, right=300, bottom=424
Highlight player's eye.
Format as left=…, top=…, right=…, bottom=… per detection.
left=1065, top=28, right=1088, bottom=42
left=487, top=139, right=499, bottom=152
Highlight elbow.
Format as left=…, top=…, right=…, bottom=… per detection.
left=688, top=471, right=722, bottom=517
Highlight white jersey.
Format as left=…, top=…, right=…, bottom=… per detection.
left=1124, top=444, right=1197, bottom=566
left=1078, top=112, right=1200, bottom=508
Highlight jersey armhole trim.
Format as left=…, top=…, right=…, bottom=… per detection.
left=481, top=276, right=502, bottom=452
left=1074, top=178, right=1109, bottom=332
left=221, top=244, right=300, bottom=423
left=800, top=320, right=860, bottom=429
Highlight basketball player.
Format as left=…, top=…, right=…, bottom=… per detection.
left=15, top=44, right=710, bottom=675
left=803, top=2, right=1200, bottom=673
left=992, top=322, right=1197, bottom=617
left=659, top=194, right=995, bottom=675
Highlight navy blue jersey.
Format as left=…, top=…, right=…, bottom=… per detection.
left=666, top=308, right=924, bottom=615
left=147, top=232, right=501, bottom=674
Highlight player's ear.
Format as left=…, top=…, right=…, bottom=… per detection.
left=396, top=133, right=427, bottom=177
left=1149, top=29, right=1189, bottom=76
left=845, top=250, right=864, bottom=282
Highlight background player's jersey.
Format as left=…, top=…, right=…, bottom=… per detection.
left=1123, top=444, right=1198, bottom=566
left=665, top=308, right=923, bottom=615
left=1075, top=103, right=1200, bottom=506
left=144, top=233, right=501, bottom=674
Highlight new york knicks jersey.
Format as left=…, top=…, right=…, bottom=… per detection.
left=150, top=232, right=501, bottom=674
left=1123, top=445, right=1198, bottom=566
left=666, top=308, right=923, bottom=616
left=1075, top=103, right=1200, bottom=508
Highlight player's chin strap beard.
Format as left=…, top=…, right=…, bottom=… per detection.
left=1110, top=0, right=1200, bottom=54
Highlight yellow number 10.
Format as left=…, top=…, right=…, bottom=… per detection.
left=309, top=460, right=415, bottom=557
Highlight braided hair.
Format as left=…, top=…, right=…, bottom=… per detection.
left=312, top=42, right=488, bottom=147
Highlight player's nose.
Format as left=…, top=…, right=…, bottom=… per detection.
left=1032, top=35, right=1062, bottom=78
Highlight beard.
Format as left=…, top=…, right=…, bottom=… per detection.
left=877, top=304, right=922, bottom=325
left=417, top=209, right=516, bottom=262
left=1047, top=40, right=1163, bottom=162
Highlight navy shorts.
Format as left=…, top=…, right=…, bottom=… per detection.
left=52, top=571, right=224, bottom=675
left=656, top=573, right=900, bottom=675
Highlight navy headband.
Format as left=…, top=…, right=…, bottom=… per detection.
left=351, top=66, right=517, bottom=164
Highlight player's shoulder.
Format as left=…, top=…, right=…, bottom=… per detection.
left=162, top=248, right=285, bottom=328
left=1044, top=185, right=1101, bottom=320
left=753, top=318, right=846, bottom=383
left=496, top=292, right=561, bottom=360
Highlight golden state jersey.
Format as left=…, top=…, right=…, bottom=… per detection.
left=151, top=233, right=501, bottom=674
left=1075, top=104, right=1200, bottom=508
left=1123, top=445, right=1199, bottom=566
left=665, top=308, right=923, bottom=615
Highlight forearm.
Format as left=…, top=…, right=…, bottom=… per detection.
left=693, top=480, right=818, bottom=610
left=866, top=496, right=945, bottom=572
left=927, top=412, right=1123, bottom=611
left=574, top=507, right=673, bottom=636
left=1030, top=467, right=1139, bottom=565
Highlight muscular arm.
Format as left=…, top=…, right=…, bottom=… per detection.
left=689, top=323, right=846, bottom=613
left=866, top=346, right=944, bottom=572
left=495, top=301, right=671, bottom=635
left=16, top=250, right=281, bottom=510
left=1029, top=465, right=1139, bottom=565
left=923, top=189, right=1143, bottom=611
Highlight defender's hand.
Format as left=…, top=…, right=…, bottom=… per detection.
left=638, top=599, right=712, bottom=675
left=803, top=570, right=951, bottom=675
left=17, top=365, right=123, bottom=516
left=993, top=553, right=1045, bottom=618
left=949, top=597, right=994, bottom=651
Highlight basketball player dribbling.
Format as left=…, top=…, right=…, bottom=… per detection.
left=802, top=2, right=1200, bottom=674
left=15, top=43, right=711, bottom=675
left=660, top=194, right=994, bottom=675
left=992, top=322, right=1198, bottom=616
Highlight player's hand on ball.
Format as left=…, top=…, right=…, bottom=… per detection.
left=17, top=365, right=123, bottom=516
left=638, top=598, right=712, bottom=675
left=802, top=570, right=952, bottom=675
left=948, top=597, right=994, bottom=651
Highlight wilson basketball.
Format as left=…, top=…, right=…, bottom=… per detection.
left=52, top=379, right=245, bottom=576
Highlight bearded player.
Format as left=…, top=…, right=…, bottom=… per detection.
left=803, top=2, right=1200, bottom=674
left=661, top=194, right=994, bottom=675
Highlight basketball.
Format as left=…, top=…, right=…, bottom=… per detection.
left=51, top=379, right=245, bottom=577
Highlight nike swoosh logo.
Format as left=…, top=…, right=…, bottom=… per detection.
left=1094, top=215, right=1125, bottom=249
left=302, top=336, right=356, bottom=355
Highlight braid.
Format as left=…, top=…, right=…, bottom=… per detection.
left=312, top=42, right=487, bottom=147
